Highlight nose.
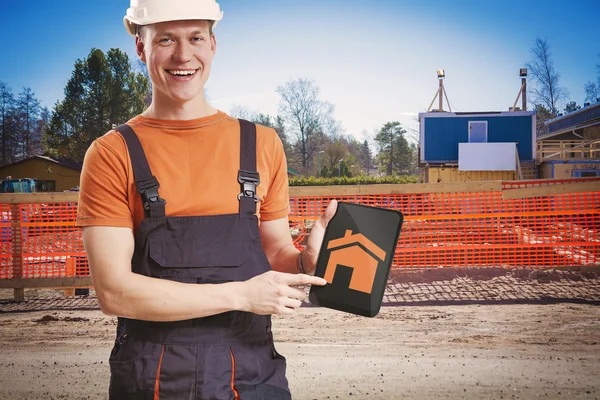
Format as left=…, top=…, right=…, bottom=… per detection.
left=172, top=41, right=193, bottom=63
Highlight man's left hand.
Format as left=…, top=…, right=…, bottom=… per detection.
left=302, top=199, right=338, bottom=274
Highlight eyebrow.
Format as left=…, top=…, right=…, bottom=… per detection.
left=156, top=30, right=207, bottom=37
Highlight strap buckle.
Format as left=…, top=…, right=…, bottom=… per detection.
left=136, top=176, right=165, bottom=211
left=237, top=170, right=260, bottom=203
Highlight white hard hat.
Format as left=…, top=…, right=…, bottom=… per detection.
left=123, top=0, right=223, bottom=37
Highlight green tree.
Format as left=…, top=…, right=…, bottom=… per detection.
left=321, top=140, right=347, bottom=178
left=564, top=101, right=581, bottom=114
left=136, top=59, right=152, bottom=106
left=43, top=48, right=149, bottom=162
left=526, top=37, right=568, bottom=114
left=359, top=140, right=373, bottom=174
left=36, top=107, right=51, bottom=154
left=272, top=115, right=291, bottom=156
left=107, top=49, right=149, bottom=126
left=374, top=122, right=411, bottom=175
left=340, top=136, right=362, bottom=176
left=228, top=106, right=293, bottom=159
left=253, top=113, right=293, bottom=158
left=319, top=157, right=352, bottom=178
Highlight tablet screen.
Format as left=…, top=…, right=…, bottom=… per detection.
left=309, top=201, right=404, bottom=317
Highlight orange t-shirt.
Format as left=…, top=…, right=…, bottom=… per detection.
left=76, top=111, right=290, bottom=230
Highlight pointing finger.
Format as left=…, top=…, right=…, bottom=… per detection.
left=276, top=272, right=327, bottom=286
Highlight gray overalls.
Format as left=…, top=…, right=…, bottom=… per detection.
left=108, top=120, right=291, bottom=399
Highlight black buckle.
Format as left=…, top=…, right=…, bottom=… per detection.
left=135, top=176, right=165, bottom=211
left=238, top=170, right=260, bottom=203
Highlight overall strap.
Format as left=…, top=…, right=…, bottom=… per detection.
left=237, top=119, right=259, bottom=215
left=114, top=124, right=166, bottom=218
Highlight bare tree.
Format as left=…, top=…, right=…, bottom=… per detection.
left=276, top=78, right=336, bottom=171
left=534, top=104, right=554, bottom=137
left=320, top=103, right=343, bottom=140
left=584, top=54, right=600, bottom=104
left=15, top=87, right=42, bottom=159
left=228, top=104, right=256, bottom=121
left=0, top=82, right=15, bottom=164
left=405, top=115, right=420, bottom=144
left=526, top=37, right=569, bottom=115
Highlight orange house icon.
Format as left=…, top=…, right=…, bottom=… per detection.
left=324, top=230, right=387, bottom=294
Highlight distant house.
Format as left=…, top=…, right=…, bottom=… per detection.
left=537, top=101, right=600, bottom=179
left=325, top=229, right=386, bottom=294
left=419, top=111, right=537, bottom=182
left=0, top=158, right=307, bottom=192
left=287, top=166, right=301, bottom=178
left=0, top=155, right=82, bottom=192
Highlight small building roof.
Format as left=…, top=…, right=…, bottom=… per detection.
left=419, top=110, right=536, bottom=118
left=0, top=155, right=82, bottom=171
left=541, top=102, right=600, bottom=139
left=287, top=167, right=301, bottom=176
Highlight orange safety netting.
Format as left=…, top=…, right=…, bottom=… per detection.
left=290, top=191, right=600, bottom=269
left=1, top=189, right=599, bottom=279
left=0, top=202, right=86, bottom=279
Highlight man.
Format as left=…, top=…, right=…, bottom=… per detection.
left=76, top=0, right=337, bottom=398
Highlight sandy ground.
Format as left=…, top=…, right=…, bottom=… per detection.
left=1, top=269, right=600, bottom=400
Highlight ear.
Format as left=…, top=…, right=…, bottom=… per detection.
left=211, top=34, right=217, bottom=55
left=136, top=35, right=147, bottom=64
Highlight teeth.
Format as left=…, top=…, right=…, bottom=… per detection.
left=169, top=70, right=196, bottom=76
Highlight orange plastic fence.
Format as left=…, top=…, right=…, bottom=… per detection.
left=1, top=189, right=599, bottom=279
left=290, top=191, right=600, bottom=269
left=1, top=202, right=87, bottom=279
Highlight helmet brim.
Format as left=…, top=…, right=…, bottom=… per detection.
left=123, top=14, right=222, bottom=37
left=123, top=18, right=138, bottom=37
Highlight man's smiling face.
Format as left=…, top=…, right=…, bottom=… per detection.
left=136, top=20, right=216, bottom=107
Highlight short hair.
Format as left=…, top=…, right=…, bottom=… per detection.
left=137, top=21, right=214, bottom=39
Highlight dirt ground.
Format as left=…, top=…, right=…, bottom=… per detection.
left=1, top=268, right=600, bottom=400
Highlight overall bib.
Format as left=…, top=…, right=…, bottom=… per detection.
left=108, top=120, right=291, bottom=400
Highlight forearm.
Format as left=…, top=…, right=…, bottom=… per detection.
left=94, top=271, right=245, bottom=322
left=268, top=243, right=314, bottom=275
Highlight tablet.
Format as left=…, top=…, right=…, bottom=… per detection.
left=308, top=201, right=404, bottom=317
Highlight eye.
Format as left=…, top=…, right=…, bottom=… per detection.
left=192, top=36, right=205, bottom=43
left=158, top=37, right=173, bottom=44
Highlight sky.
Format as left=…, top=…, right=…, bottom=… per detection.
left=1, top=0, right=599, bottom=141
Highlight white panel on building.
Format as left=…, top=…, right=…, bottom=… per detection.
left=459, top=142, right=517, bottom=171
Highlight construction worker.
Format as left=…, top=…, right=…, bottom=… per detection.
left=76, top=0, right=337, bottom=398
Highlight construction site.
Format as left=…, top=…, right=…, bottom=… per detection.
left=1, top=69, right=600, bottom=399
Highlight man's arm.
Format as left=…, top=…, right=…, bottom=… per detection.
left=259, top=217, right=302, bottom=274
left=83, top=226, right=326, bottom=321
left=260, top=200, right=338, bottom=275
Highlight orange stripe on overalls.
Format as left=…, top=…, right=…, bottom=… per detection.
left=154, top=346, right=165, bottom=400
left=230, top=349, right=240, bottom=400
